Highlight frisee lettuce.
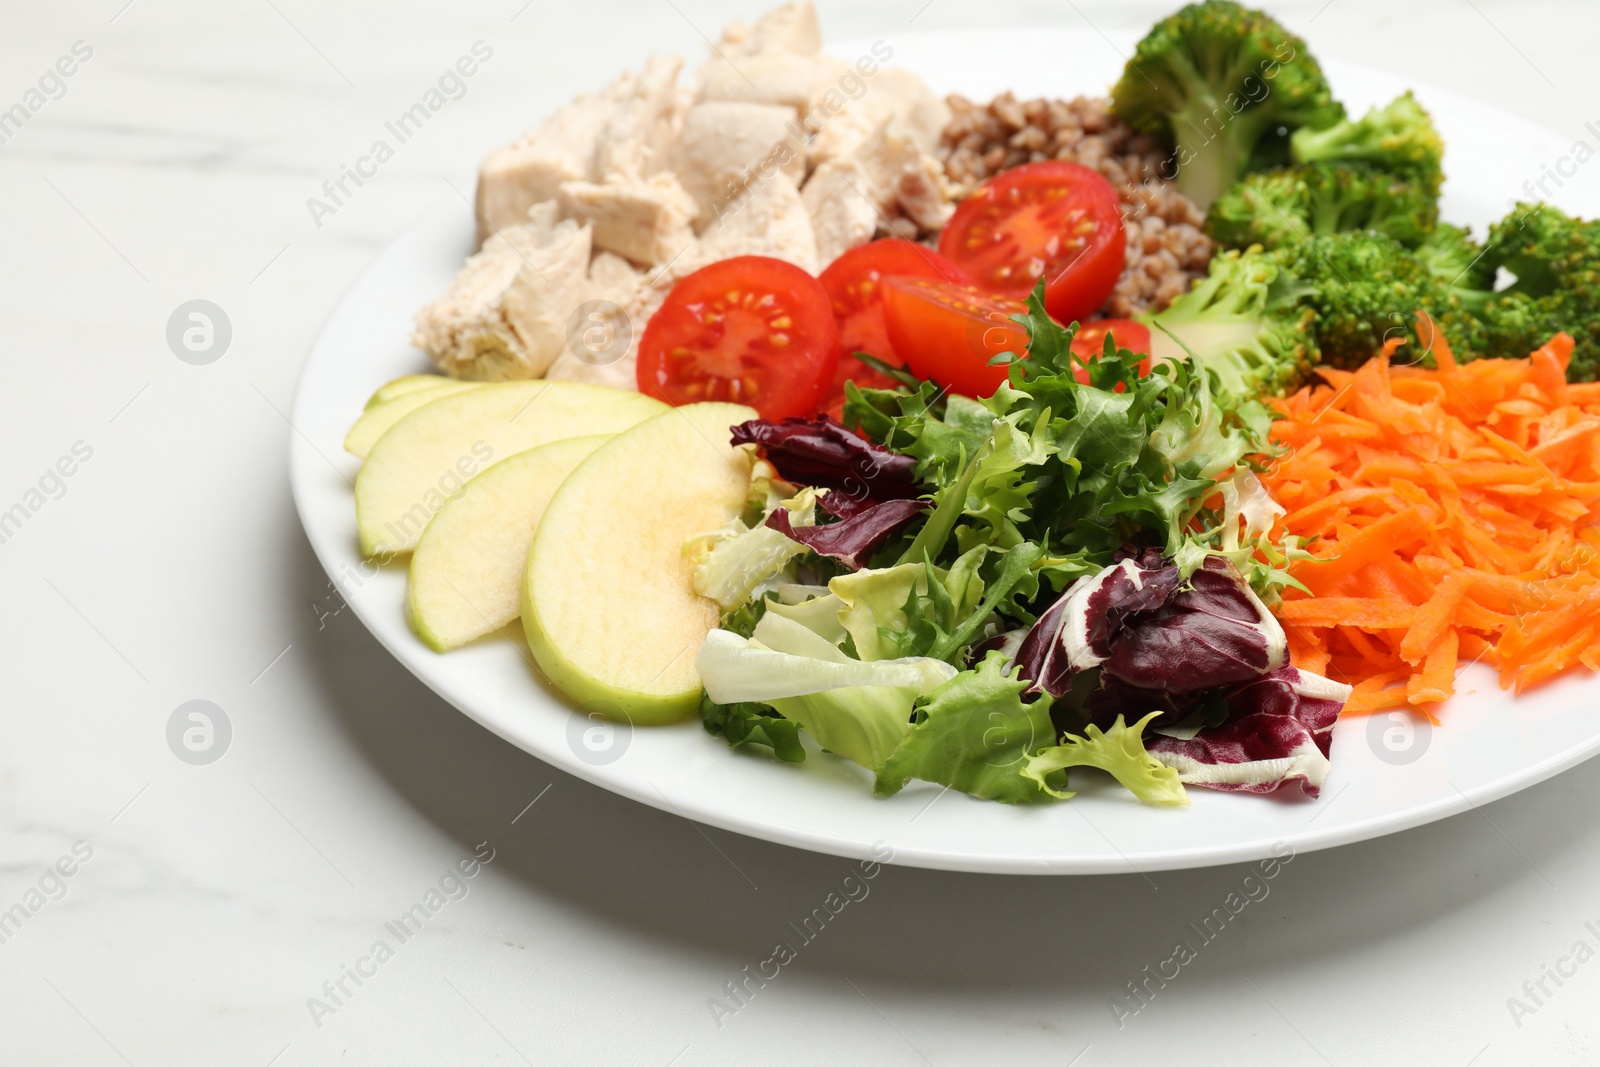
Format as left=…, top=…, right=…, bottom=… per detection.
left=1022, top=712, right=1189, bottom=806
left=842, top=282, right=1296, bottom=595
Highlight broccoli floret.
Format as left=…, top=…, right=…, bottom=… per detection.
left=1204, top=168, right=1308, bottom=250
left=1303, top=164, right=1437, bottom=248
left=1141, top=247, right=1318, bottom=399
left=1290, top=91, right=1444, bottom=195
left=1434, top=292, right=1547, bottom=364
left=1487, top=202, right=1600, bottom=301
left=1415, top=223, right=1495, bottom=293
left=1207, top=162, right=1438, bottom=251
left=1467, top=203, right=1600, bottom=377
left=1415, top=224, right=1506, bottom=357
left=1278, top=232, right=1454, bottom=368
left=1110, top=1, right=1344, bottom=211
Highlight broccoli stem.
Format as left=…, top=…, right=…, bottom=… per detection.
left=1172, top=110, right=1266, bottom=211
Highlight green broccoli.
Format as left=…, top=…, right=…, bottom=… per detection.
left=1289, top=91, right=1444, bottom=195
left=1487, top=203, right=1600, bottom=300
left=1465, top=203, right=1600, bottom=377
left=1206, top=162, right=1438, bottom=251
left=1415, top=223, right=1495, bottom=292
left=1141, top=247, right=1318, bottom=400
left=1277, top=231, right=1454, bottom=368
left=1110, top=1, right=1345, bottom=211
left=1203, top=167, right=1308, bottom=250
left=1413, top=223, right=1506, bottom=358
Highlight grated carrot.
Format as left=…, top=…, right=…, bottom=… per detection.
left=1265, top=324, right=1600, bottom=718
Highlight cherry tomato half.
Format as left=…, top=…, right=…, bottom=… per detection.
left=939, top=161, right=1126, bottom=327
left=816, top=240, right=971, bottom=416
left=637, top=256, right=840, bottom=420
left=881, top=278, right=1030, bottom=400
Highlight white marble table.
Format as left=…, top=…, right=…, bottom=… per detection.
left=3, top=1, right=1599, bottom=1063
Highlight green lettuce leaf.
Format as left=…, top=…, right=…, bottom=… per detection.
left=875, top=652, right=1063, bottom=803
left=687, top=488, right=819, bottom=610
left=829, top=555, right=984, bottom=662
left=695, top=612, right=958, bottom=772
left=696, top=622, right=956, bottom=702
left=1022, top=713, right=1189, bottom=806
left=845, top=382, right=995, bottom=484
left=699, top=693, right=806, bottom=763
left=767, top=686, right=918, bottom=772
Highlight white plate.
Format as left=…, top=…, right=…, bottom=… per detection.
left=290, top=27, right=1600, bottom=875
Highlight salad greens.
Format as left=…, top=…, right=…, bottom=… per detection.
left=846, top=289, right=1285, bottom=585
left=691, top=284, right=1341, bottom=806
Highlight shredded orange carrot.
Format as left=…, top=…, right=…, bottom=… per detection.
left=1265, top=324, right=1600, bottom=718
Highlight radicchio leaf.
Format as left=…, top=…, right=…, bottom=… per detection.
left=1012, top=551, right=1341, bottom=799
left=1016, top=551, right=1287, bottom=697
left=731, top=418, right=921, bottom=502
left=1102, top=555, right=1286, bottom=691
left=817, top=486, right=891, bottom=522
left=965, top=627, right=1028, bottom=670
left=1144, top=666, right=1350, bottom=797
left=765, top=497, right=929, bottom=571
left=1083, top=676, right=1207, bottom=733
left=1012, top=587, right=1076, bottom=698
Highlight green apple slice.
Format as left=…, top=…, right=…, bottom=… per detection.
left=344, top=381, right=483, bottom=459
left=355, top=381, right=665, bottom=556
left=523, top=402, right=757, bottom=725
left=366, top=374, right=457, bottom=408
left=407, top=434, right=609, bottom=652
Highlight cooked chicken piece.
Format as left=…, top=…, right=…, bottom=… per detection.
left=755, top=1, right=822, bottom=54
left=473, top=78, right=627, bottom=244
left=697, top=52, right=836, bottom=114
left=894, top=159, right=957, bottom=232
left=519, top=199, right=564, bottom=241
left=538, top=251, right=644, bottom=388
left=700, top=174, right=818, bottom=273
left=675, top=102, right=805, bottom=224
left=588, top=251, right=642, bottom=308
left=717, top=1, right=822, bottom=57
left=545, top=253, right=689, bottom=390
left=798, top=114, right=957, bottom=261
left=801, top=157, right=879, bottom=264
left=594, top=55, right=687, bottom=180
left=550, top=172, right=820, bottom=386
left=543, top=345, right=637, bottom=390
left=851, top=116, right=957, bottom=231
left=558, top=172, right=699, bottom=267
left=806, top=67, right=950, bottom=166
left=413, top=211, right=595, bottom=380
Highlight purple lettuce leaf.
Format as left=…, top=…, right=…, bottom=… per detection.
left=766, top=498, right=928, bottom=571
left=1016, top=552, right=1287, bottom=698
left=731, top=418, right=921, bottom=504
left=1011, top=551, right=1346, bottom=800
left=1083, top=676, right=1206, bottom=733
left=1144, top=666, right=1350, bottom=797
left=1013, top=588, right=1075, bottom=698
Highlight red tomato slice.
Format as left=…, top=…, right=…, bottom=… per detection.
left=817, top=240, right=970, bottom=416
left=881, top=277, right=1030, bottom=400
left=637, top=256, right=840, bottom=420
left=939, top=161, right=1126, bottom=327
